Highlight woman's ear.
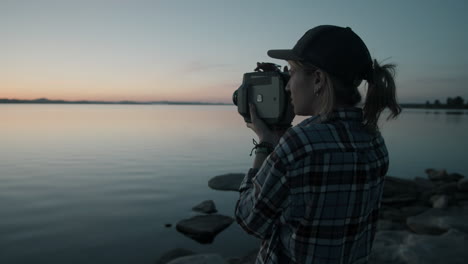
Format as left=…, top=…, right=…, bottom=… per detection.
left=313, top=70, right=325, bottom=93
left=315, top=69, right=326, bottom=84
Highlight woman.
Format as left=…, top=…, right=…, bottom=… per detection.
left=235, top=25, right=401, bottom=264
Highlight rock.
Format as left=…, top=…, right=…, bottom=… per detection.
left=406, top=207, right=468, bottom=235
left=377, top=219, right=406, bottom=230
left=399, top=206, right=429, bottom=217
left=369, top=230, right=409, bottom=264
left=413, top=177, right=435, bottom=191
left=425, top=168, right=448, bottom=181
left=426, top=169, right=463, bottom=182
left=156, top=248, right=195, bottom=264
left=381, top=194, right=417, bottom=205
left=167, top=254, right=228, bottom=264
left=226, top=249, right=258, bottom=264
left=370, top=229, right=468, bottom=264
left=435, top=182, right=458, bottom=194
left=398, top=229, right=468, bottom=264
left=208, top=173, right=245, bottom=191
left=418, top=189, right=436, bottom=206
left=192, top=200, right=218, bottom=214
left=379, top=207, right=405, bottom=221
left=431, top=195, right=449, bottom=209
left=383, top=176, right=418, bottom=198
left=458, top=178, right=468, bottom=192
left=176, top=214, right=234, bottom=244
left=448, top=172, right=464, bottom=181
left=454, top=192, right=468, bottom=201
left=432, top=180, right=447, bottom=186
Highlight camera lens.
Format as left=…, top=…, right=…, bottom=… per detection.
left=232, top=90, right=238, bottom=105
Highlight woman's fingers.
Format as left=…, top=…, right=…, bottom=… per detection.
left=247, top=103, right=279, bottom=144
left=249, top=103, right=264, bottom=128
left=248, top=104, right=258, bottom=131
left=249, top=103, right=257, bottom=122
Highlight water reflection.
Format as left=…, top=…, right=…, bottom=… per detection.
left=1, top=104, right=467, bottom=264
left=405, top=109, right=467, bottom=124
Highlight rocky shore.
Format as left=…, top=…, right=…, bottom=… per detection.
left=156, top=169, right=468, bottom=264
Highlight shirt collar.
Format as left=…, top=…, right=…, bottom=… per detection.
left=326, top=107, right=363, bottom=122
left=297, top=107, right=363, bottom=126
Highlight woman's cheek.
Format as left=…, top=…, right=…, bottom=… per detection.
left=289, top=78, right=297, bottom=93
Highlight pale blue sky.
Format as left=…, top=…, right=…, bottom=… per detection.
left=1, top=0, right=467, bottom=103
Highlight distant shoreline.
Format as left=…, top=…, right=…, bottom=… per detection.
left=399, top=103, right=468, bottom=110
left=0, top=98, right=231, bottom=106
left=1, top=98, right=467, bottom=110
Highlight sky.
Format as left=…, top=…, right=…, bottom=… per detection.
left=1, top=0, right=467, bottom=103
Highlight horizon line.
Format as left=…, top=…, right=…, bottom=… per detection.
left=0, top=97, right=232, bottom=105
left=1, top=97, right=466, bottom=108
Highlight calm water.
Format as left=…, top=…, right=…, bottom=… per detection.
left=1, top=104, right=467, bottom=263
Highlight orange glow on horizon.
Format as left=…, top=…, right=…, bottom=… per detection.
left=0, top=83, right=235, bottom=103
left=1, top=66, right=238, bottom=103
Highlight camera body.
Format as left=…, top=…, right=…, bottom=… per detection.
left=233, top=67, right=294, bottom=128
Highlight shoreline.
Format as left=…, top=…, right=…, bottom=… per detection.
left=1, top=99, right=467, bottom=110
left=158, top=169, right=468, bottom=264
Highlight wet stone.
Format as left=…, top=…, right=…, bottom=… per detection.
left=176, top=214, right=234, bottom=244
left=192, top=200, right=218, bottom=214
left=208, top=173, right=245, bottom=191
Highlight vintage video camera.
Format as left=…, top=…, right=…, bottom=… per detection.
left=232, top=62, right=294, bottom=128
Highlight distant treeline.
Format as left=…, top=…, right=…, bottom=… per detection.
left=416, top=96, right=468, bottom=109
left=0, top=98, right=229, bottom=105
left=1, top=97, right=467, bottom=109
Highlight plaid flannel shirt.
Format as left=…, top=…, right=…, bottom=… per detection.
left=235, top=107, right=388, bottom=264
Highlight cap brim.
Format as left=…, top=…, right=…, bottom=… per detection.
left=267, top=49, right=302, bottom=61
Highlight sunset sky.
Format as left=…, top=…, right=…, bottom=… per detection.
left=1, top=0, right=467, bottom=103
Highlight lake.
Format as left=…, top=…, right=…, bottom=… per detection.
left=1, top=104, right=467, bottom=263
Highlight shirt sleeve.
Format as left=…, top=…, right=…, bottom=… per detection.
left=234, top=150, right=290, bottom=240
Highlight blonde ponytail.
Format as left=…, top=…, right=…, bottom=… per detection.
left=363, top=60, right=401, bottom=131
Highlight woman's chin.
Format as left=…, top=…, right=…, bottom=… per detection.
left=294, top=109, right=305, bottom=115
left=294, top=107, right=314, bottom=116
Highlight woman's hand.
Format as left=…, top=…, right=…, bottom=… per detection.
left=246, top=103, right=286, bottom=145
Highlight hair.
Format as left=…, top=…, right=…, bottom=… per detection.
left=288, top=59, right=401, bottom=131
left=362, top=59, right=401, bottom=131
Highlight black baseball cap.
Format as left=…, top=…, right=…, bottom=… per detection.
left=268, top=25, right=373, bottom=84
